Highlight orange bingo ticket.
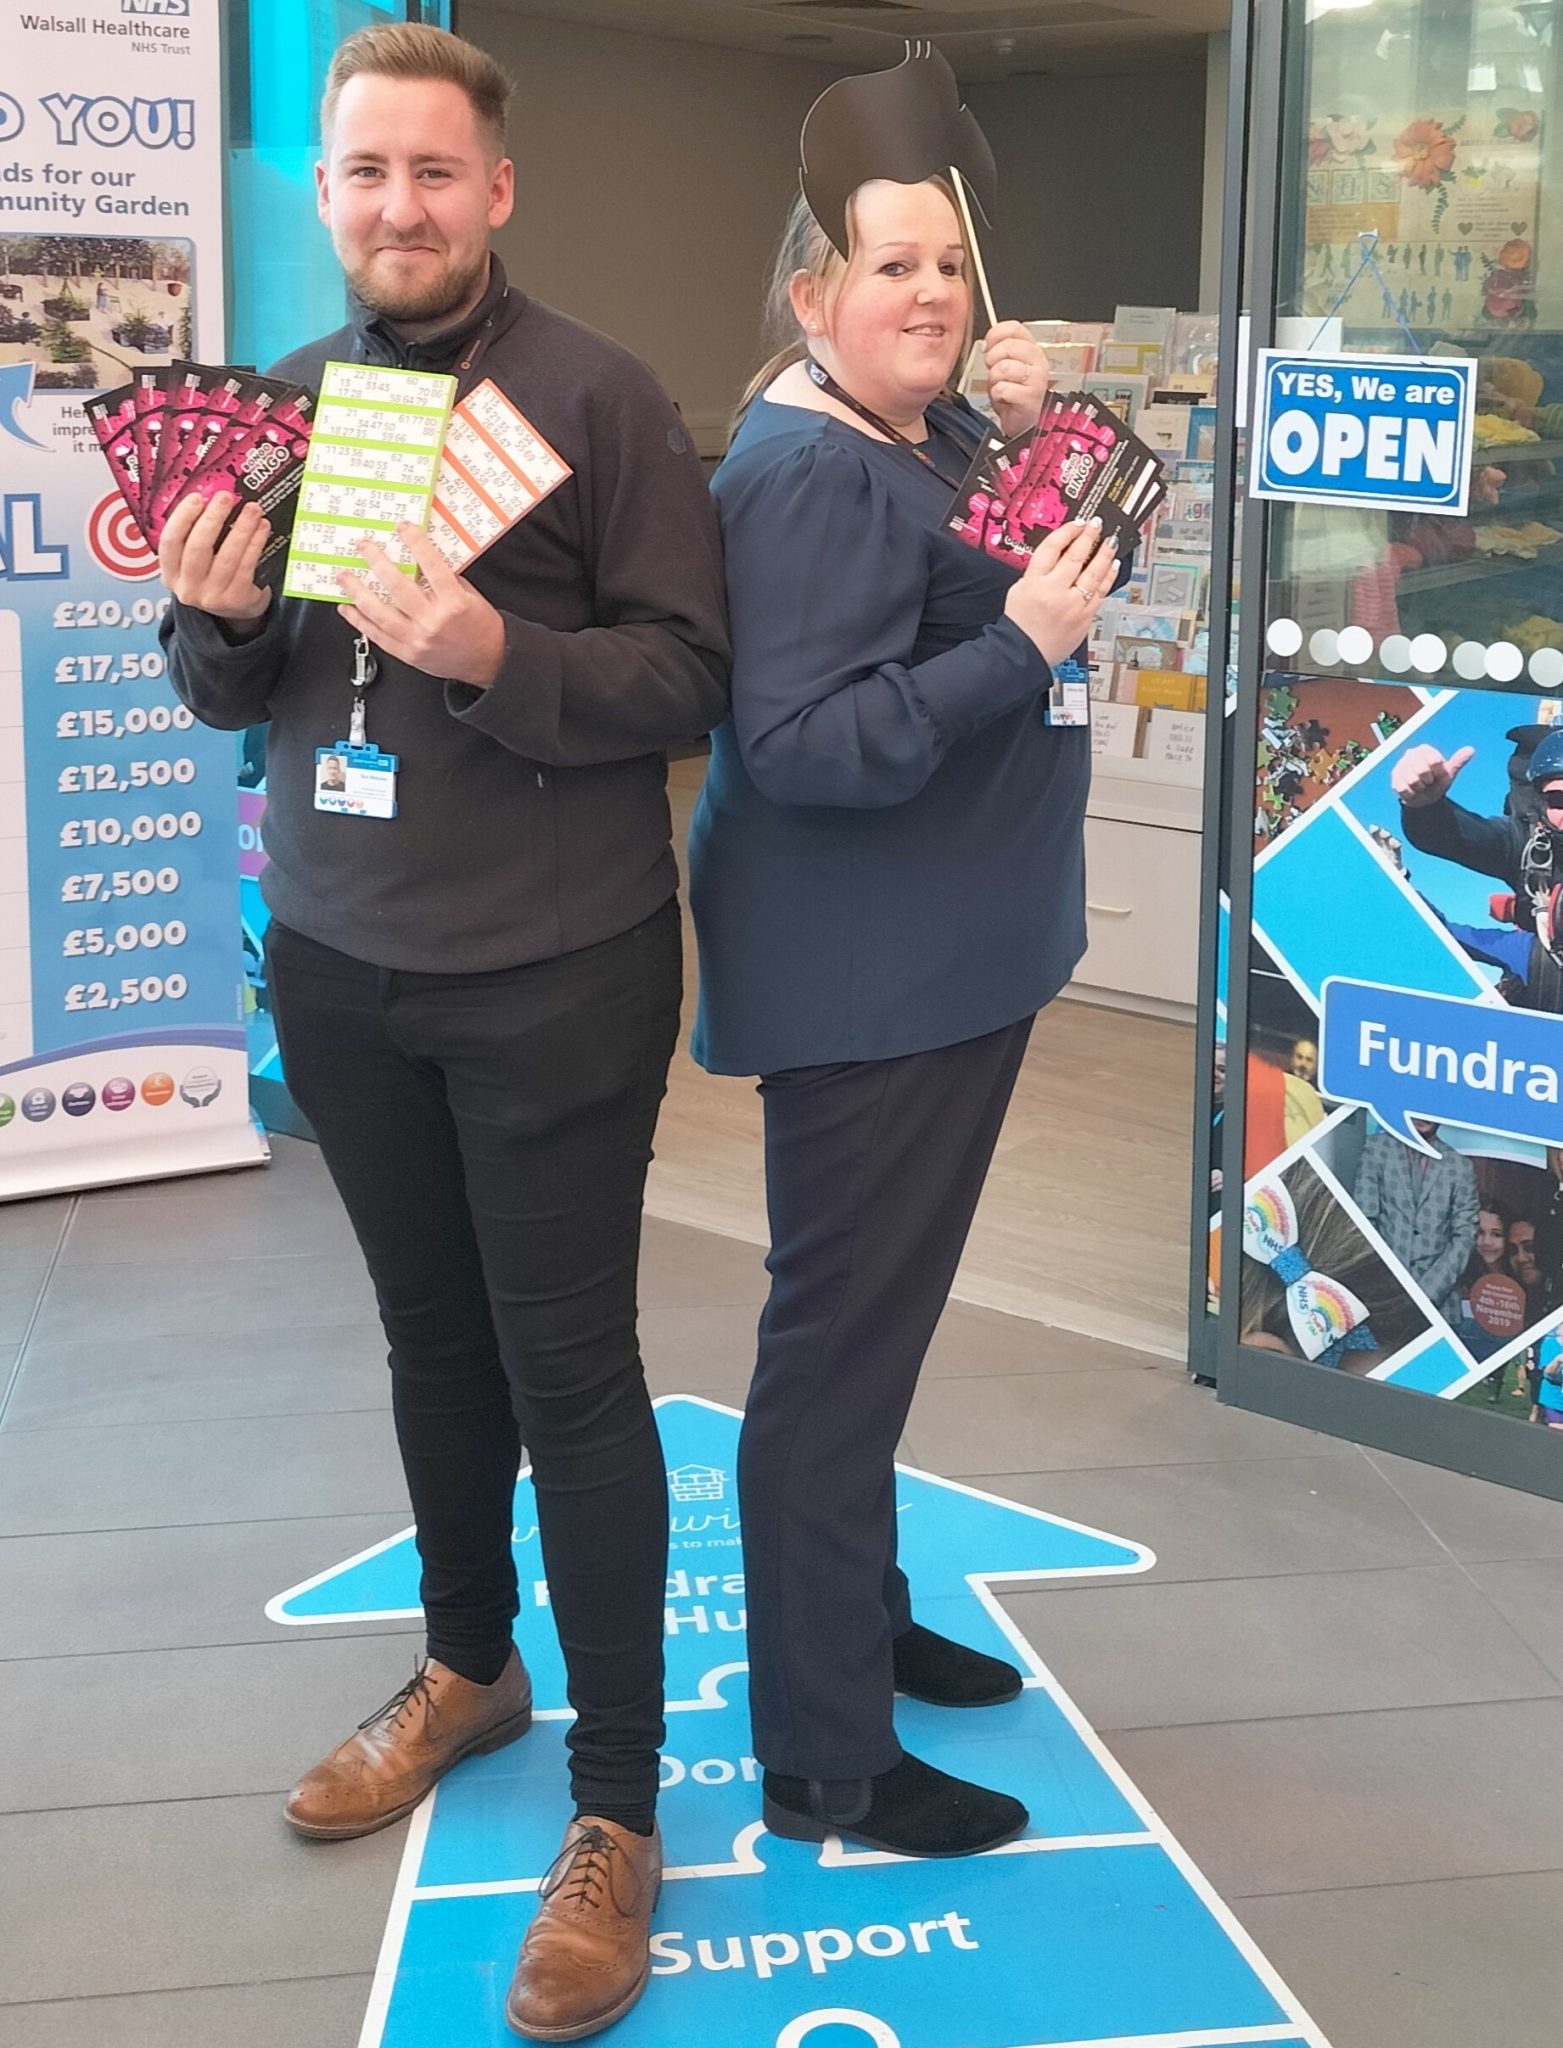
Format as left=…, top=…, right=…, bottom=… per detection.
left=428, top=380, right=573, bottom=572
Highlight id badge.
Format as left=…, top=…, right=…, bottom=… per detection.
left=1045, top=658, right=1091, bottom=728
left=315, top=742, right=399, bottom=819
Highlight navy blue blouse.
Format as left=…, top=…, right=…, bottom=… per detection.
left=688, top=393, right=1096, bottom=1077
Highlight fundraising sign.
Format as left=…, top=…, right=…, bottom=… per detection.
left=1320, top=976, right=1563, bottom=1152
left=1249, top=349, right=1477, bottom=515
left=0, top=1, right=265, bottom=1197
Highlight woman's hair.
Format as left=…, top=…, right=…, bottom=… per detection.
left=322, top=22, right=513, bottom=162
left=733, top=194, right=841, bottom=430
left=1462, top=1200, right=1513, bottom=1291
left=1249, top=1025, right=1302, bottom=1070
left=1241, top=1160, right=1424, bottom=1358
left=730, top=181, right=974, bottom=441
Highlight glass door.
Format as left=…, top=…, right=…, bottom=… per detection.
left=1210, top=0, right=1563, bottom=1498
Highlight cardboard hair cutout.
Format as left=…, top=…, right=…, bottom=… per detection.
left=799, top=40, right=997, bottom=260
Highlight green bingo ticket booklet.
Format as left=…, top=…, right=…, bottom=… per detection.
left=282, top=361, right=456, bottom=603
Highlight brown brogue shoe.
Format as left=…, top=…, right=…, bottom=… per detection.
left=284, top=1647, right=531, bottom=1841
left=505, top=1817, right=662, bottom=2041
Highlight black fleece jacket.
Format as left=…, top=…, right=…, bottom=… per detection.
left=163, top=259, right=730, bottom=972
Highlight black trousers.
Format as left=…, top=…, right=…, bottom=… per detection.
left=266, top=901, right=682, bottom=1814
left=739, top=1016, right=1034, bottom=1779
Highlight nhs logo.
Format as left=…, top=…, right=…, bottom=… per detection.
left=122, top=1, right=191, bottom=16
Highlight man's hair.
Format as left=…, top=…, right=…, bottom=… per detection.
left=322, top=22, right=513, bottom=160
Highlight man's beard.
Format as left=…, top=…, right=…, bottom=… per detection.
left=345, top=242, right=488, bottom=327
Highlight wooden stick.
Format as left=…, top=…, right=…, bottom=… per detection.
left=949, top=163, right=998, bottom=333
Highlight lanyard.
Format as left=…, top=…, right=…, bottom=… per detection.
left=341, top=288, right=507, bottom=739
left=804, top=356, right=968, bottom=491
left=354, top=285, right=505, bottom=402
left=347, top=630, right=378, bottom=746
left=452, top=311, right=498, bottom=400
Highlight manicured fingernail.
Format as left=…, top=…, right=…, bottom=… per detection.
left=1087, top=515, right=1103, bottom=528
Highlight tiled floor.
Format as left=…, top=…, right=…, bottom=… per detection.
left=3, top=1133, right=1563, bottom=2046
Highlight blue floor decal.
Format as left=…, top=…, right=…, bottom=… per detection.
left=269, top=1397, right=1330, bottom=2048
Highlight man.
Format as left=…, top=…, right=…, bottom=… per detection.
left=1509, top=1215, right=1541, bottom=1302
left=159, top=24, right=729, bottom=2041
left=1353, top=1117, right=1478, bottom=1323
left=1392, top=727, right=1563, bottom=1011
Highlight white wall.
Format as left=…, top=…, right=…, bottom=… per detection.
left=460, top=6, right=845, bottom=452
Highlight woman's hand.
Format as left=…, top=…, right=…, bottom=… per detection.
left=983, top=320, right=1050, bottom=437
left=159, top=492, right=272, bottom=626
left=1004, top=519, right=1120, bottom=668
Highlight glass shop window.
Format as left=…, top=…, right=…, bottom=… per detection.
left=1268, top=0, right=1562, bottom=692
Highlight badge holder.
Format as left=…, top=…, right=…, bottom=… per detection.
left=315, top=633, right=399, bottom=819
left=1045, top=656, right=1091, bottom=727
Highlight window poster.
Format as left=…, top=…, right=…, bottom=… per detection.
left=1302, top=106, right=1542, bottom=333
left=1239, top=673, right=1563, bottom=1430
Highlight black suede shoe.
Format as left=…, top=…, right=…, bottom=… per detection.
left=892, top=1623, right=1022, bottom=1707
left=762, top=1754, right=1028, bottom=1858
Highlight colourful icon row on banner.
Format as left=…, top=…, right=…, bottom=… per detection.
left=0, top=1068, right=223, bottom=1126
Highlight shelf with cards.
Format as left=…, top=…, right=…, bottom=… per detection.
left=1020, top=301, right=1213, bottom=1020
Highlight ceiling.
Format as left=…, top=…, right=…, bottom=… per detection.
left=470, top=0, right=1224, bottom=79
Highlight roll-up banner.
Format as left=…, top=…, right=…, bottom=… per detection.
left=0, top=1, right=265, bottom=1198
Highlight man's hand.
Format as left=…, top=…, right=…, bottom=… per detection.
left=338, top=524, right=506, bottom=688
left=158, top=492, right=271, bottom=626
left=1391, top=743, right=1475, bottom=808
left=983, top=320, right=1050, bottom=438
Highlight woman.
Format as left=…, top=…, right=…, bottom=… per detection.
left=1456, top=1202, right=1514, bottom=1364
left=688, top=170, right=1124, bottom=1859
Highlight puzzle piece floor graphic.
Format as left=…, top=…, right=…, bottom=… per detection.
left=387, top=1844, right=1298, bottom=2048
left=415, top=1680, right=1146, bottom=1893
left=268, top=1398, right=1153, bottom=1709
left=271, top=1399, right=1330, bottom=2048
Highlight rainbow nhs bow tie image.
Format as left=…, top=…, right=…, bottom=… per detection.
left=1243, top=1179, right=1375, bottom=1365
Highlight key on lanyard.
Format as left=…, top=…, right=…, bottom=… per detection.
left=348, top=633, right=379, bottom=747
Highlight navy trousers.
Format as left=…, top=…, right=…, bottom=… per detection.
left=740, top=1016, right=1034, bottom=1779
